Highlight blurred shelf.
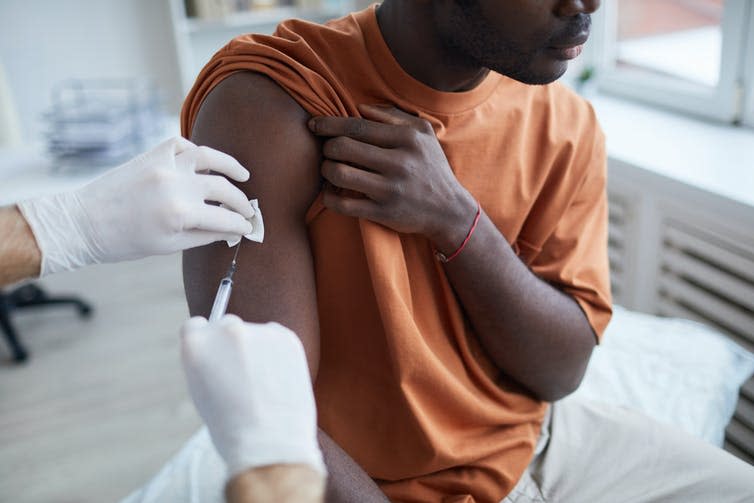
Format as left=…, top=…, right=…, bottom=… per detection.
left=180, top=6, right=345, bottom=33
left=167, top=0, right=358, bottom=93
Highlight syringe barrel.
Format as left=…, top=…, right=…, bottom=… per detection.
left=209, top=277, right=233, bottom=322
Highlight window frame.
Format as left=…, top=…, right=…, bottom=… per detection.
left=743, top=3, right=754, bottom=127
left=592, top=0, right=751, bottom=124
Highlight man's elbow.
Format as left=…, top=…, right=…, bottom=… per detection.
left=528, top=348, right=593, bottom=402
left=533, top=371, right=586, bottom=402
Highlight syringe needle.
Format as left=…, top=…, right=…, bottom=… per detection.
left=228, top=241, right=242, bottom=277
left=231, top=241, right=242, bottom=265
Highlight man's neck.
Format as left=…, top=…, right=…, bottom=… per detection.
left=375, top=1, right=490, bottom=93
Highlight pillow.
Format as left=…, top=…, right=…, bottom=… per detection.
left=573, top=305, right=754, bottom=446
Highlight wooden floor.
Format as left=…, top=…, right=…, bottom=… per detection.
left=0, top=254, right=202, bottom=503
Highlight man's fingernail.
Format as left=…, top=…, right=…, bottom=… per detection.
left=308, top=118, right=317, bottom=130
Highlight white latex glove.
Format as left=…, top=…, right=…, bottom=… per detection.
left=180, top=315, right=325, bottom=479
left=18, top=137, right=255, bottom=275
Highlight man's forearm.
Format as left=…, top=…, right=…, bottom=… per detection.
left=319, top=428, right=390, bottom=503
left=435, top=195, right=596, bottom=402
left=306, top=107, right=597, bottom=402
left=0, top=205, right=41, bottom=287
left=226, top=464, right=325, bottom=503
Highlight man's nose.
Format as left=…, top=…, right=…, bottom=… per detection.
left=556, top=0, right=601, bottom=17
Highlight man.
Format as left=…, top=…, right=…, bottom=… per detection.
left=181, top=1, right=754, bottom=501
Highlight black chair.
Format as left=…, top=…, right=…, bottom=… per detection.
left=0, top=282, right=93, bottom=362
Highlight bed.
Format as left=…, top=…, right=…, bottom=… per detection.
left=606, top=156, right=754, bottom=463
left=121, top=305, right=754, bottom=503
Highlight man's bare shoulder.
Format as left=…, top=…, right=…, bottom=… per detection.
left=190, top=71, right=322, bottom=215
left=193, top=71, right=309, bottom=135
left=183, top=71, right=323, bottom=366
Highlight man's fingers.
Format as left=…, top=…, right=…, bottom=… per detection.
left=321, top=160, right=387, bottom=199
left=358, top=103, right=428, bottom=130
left=185, top=205, right=253, bottom=236
left=182, top=145, right=250, bottom=182
left=200, top=175, right=255, bottom=219
left=322, top=187, right=383, bottom=221
left=308, top=116, right=401, bottom=147
left=322, top=136, right=395, bottom=174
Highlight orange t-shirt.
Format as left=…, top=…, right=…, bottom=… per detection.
left=182, top=6, right=612, bottom=502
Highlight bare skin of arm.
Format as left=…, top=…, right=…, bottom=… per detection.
left=308, top=105, right=596, bottom=402
left=183, top=72, right=389, bottom=502
left=225, top=465, right=325, bottom=503
left=0, top=205, right=41, bottom=287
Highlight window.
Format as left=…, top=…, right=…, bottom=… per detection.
left=744, top=10, right=754, bottom=126
left=592, top=0, right=754, bottom=125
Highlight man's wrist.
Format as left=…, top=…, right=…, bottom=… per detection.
left=428, top=189, right=479, bottom=257
left=225, top=464, right=325, bottom=503
left=0, top=205, right=42, bottom=286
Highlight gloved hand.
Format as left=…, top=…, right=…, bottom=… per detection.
left=17, top=137, right=255, bottom=275
left=180, top=315, right=326, bottom=479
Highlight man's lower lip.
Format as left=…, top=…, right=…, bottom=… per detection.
left=547, top=44, right=584, bottom=60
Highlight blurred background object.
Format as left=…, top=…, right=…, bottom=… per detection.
left=616, top=0, right=723, bottom=87
left=0, top=0, right=366, bottom=144
left=590, top=0, right=752, bottom=124
left=0, top=60, right=22, bottom=148
left=0, top=0, right=182, bottom=145
left=169, top=0, right=356, bottom=93
left=44, top=79, right=164, bottom=170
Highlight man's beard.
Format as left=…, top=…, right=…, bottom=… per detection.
left=436, top=0, right=561, bottom=86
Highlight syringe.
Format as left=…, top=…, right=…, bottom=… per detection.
left=208, top=242, right=242, bottom=322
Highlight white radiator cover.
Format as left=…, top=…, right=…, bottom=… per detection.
left=607, top=158, right=754, bottom=464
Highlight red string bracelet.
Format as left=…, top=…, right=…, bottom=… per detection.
left=434, top=200, right=482, bottom=263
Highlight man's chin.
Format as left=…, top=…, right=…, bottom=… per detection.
left=492, top=60, right=569, bottom=86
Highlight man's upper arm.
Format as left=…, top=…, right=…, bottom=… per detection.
left=183, top=71, right=323, bottom=376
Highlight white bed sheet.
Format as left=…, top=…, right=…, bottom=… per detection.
left=122, top=306, right=754, bottom=503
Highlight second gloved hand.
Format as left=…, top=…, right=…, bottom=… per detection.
left=18, top=137, right=255, bottom=275
left=180, top=315, right=326, bottom=479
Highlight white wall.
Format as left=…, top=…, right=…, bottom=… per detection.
left=0, top=0, right=183, bottom=143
